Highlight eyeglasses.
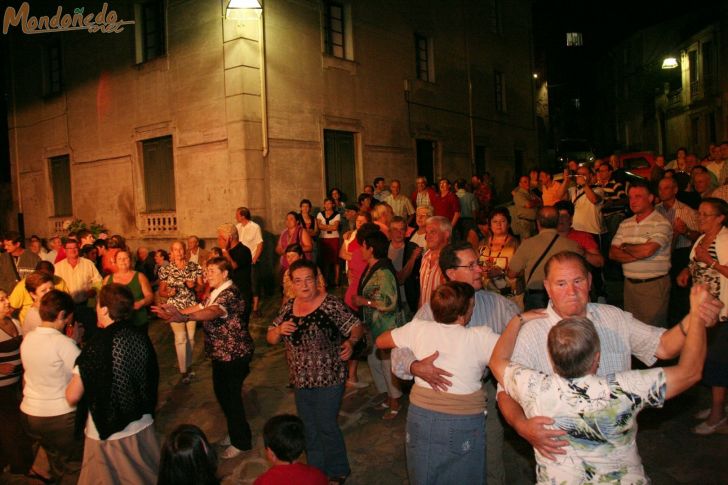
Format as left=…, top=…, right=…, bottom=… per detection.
left=453, top=262, right=480, bottom=271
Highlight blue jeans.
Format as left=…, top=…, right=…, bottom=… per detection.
left=406, top=403, right=486, bottom=485
left=294, top=384, right=350, bottom=478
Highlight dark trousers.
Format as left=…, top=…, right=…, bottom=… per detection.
left=294, top=384, right=350, bottom=478
left=23, top=411, right=83, bottom=484
left=0, top=384, right=33, bottom=474
left=212, top=356, right=252, bottom=450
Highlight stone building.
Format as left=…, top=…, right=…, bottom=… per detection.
left=4, top=0, right=538, bottom=244
left=593, top=3, right=727, bottom=156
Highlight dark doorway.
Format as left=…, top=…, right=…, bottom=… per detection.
left=324, top=130, right=356, bottom=203
left=416, top=139, right=435, bottom=186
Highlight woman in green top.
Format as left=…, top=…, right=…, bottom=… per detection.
left=354, top=230, right=403, bottom=419
left=103, top=249, right=154, bottom=330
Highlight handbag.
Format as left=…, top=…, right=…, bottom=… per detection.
left=350, top=332, right=371, bottom=361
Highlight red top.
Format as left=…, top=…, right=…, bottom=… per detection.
left=254, top=463, right=328, bottom=485
left=566, top=229, right=598, bottom=252
left=410, top=187, right=437, bottom=207
left=432, top=191, right=460, bottom=221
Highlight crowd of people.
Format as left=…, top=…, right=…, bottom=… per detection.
left=0, top=141, right=727, bottom=484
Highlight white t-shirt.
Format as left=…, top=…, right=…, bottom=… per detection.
left=316, top=212, right=341, bottom=239
left=568, top=185, right=605, bottom=234
left=236, top=220, right=264, bottom=256
left=391, top=318, right=499, bottom=394
left=20, top=326, right=80, bottom=417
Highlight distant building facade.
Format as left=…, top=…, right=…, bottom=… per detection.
left=4, top=0, right=537, bottom=242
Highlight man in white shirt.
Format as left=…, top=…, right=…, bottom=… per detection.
left=53, top=239, right=102, bottom=338
left=235, top=207, right=264, bottom=317
left=497, top=250, right=722, bottom=462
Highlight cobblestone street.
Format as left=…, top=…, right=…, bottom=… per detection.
left=6, top=288, right=728, bottom=484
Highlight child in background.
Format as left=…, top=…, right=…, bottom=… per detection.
left=254, top=414, right=327, bottom=485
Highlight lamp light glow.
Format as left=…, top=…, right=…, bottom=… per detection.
left=661, top=57, right=678, bottom=69
left=226, top=0, right=262, bottom=19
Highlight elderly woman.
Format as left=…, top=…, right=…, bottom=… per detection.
left=66, top=284, right=160, bottom=484
left=490, top=286, right=710, bottom=484
left=376, top=282, right=503, bottom=485
left=477, top=207, right=521, bottom=298
left=353, top=230, right=403, bottom=419
left=409, top=206, right=432, bottom=248
left=277, top=211, right=314, bottom=274
left=0, top=288, right=34, bottom=476
left=159, top=241, right=204, bottom=384
left=677, top=197, right=728, bottom=434
left=154, top=258, right=254, bottom=460
left=371, top=202, right=393, bottom=238
left=267, top=259, right=363, bottom=483
left=19, top=270, right=55, bottom=334
left=103, top=249, right=154, bottom=331
left=282, top=243, right=326, bottom=304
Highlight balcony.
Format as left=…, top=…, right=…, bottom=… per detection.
left=666, top=89, right=682, bottom=109
left=48, top=216, right=74, bottom=235
left=140, top=211, right=177, bottom=235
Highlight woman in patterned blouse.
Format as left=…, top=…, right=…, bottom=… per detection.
left=267, top=259, right=363, bottom=483
left=677, top=197, right=728, bottom=435
left=154, top=257, right=254, bottom=460
left=158, top=241, right=204, bottom=384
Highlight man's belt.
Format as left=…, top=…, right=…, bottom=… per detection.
left=625, top=274, right=668, bottom=284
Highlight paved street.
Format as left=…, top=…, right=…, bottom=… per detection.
left=5, top=287, right=728, bottom=484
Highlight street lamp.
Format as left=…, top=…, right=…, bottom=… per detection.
left=226, top=0, right=262, bottom=19
left=661, top=56, right=678, bottom=69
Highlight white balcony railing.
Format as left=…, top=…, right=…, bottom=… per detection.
left=141, top=211, right=177, bottom=235
left=48, top=216, right=74, bottom=235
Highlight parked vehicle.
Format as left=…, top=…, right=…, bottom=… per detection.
left=619, top=151, right=655, bottom=179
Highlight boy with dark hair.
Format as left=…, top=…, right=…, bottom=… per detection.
left=254, top=414, right=327, bottom=485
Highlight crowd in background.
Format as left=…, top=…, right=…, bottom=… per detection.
left=0, top=140, right=726, bottom=484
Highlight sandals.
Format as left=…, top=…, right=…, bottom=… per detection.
left=328, top=473, right=350, bottom=484
left=693, top=417, right=728, bottom=435
left=382, top=407, right=400, bottom=420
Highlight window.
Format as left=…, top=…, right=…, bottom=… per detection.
left=494, top=71, right=506, bottom=113
left=49, top=155, right=72, bottom=216
left=43, top=40, right=62, bottom=96
left=566, top=32, right=583, bottom=47
left=135, top=1, right=166, bottom=63
left=415, top=33, right=434, bottom=82
left=489, top=0, right=502, bottom=34
left=324, top=1, right=346, bottom=59
left=141, top=136, right=175, bottom=212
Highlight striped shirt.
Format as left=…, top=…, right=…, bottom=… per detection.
left=511, top=302, right=665, bottom=375
left=418, top=250, right=445, bottom=308
left=611, top=209, right=672, bottom=278
left=656, top=200, right=699, bottom=250
left=0, top=318, right=22, bottom=387
left=710, top=184, right=728, bottom=203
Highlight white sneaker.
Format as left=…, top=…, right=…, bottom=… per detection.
left=219, top=434, right=231, bottom=446
left=220, top=445, right=243, bottom=459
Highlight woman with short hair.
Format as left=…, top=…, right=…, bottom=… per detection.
left=154, top=257, right=255, bottom=460
left=267, top=259, right=363, bottom=483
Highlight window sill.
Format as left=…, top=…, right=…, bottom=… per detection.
left=133, top=54, right=169, bottom=73
left=322, top=55, right=357, bottom=74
